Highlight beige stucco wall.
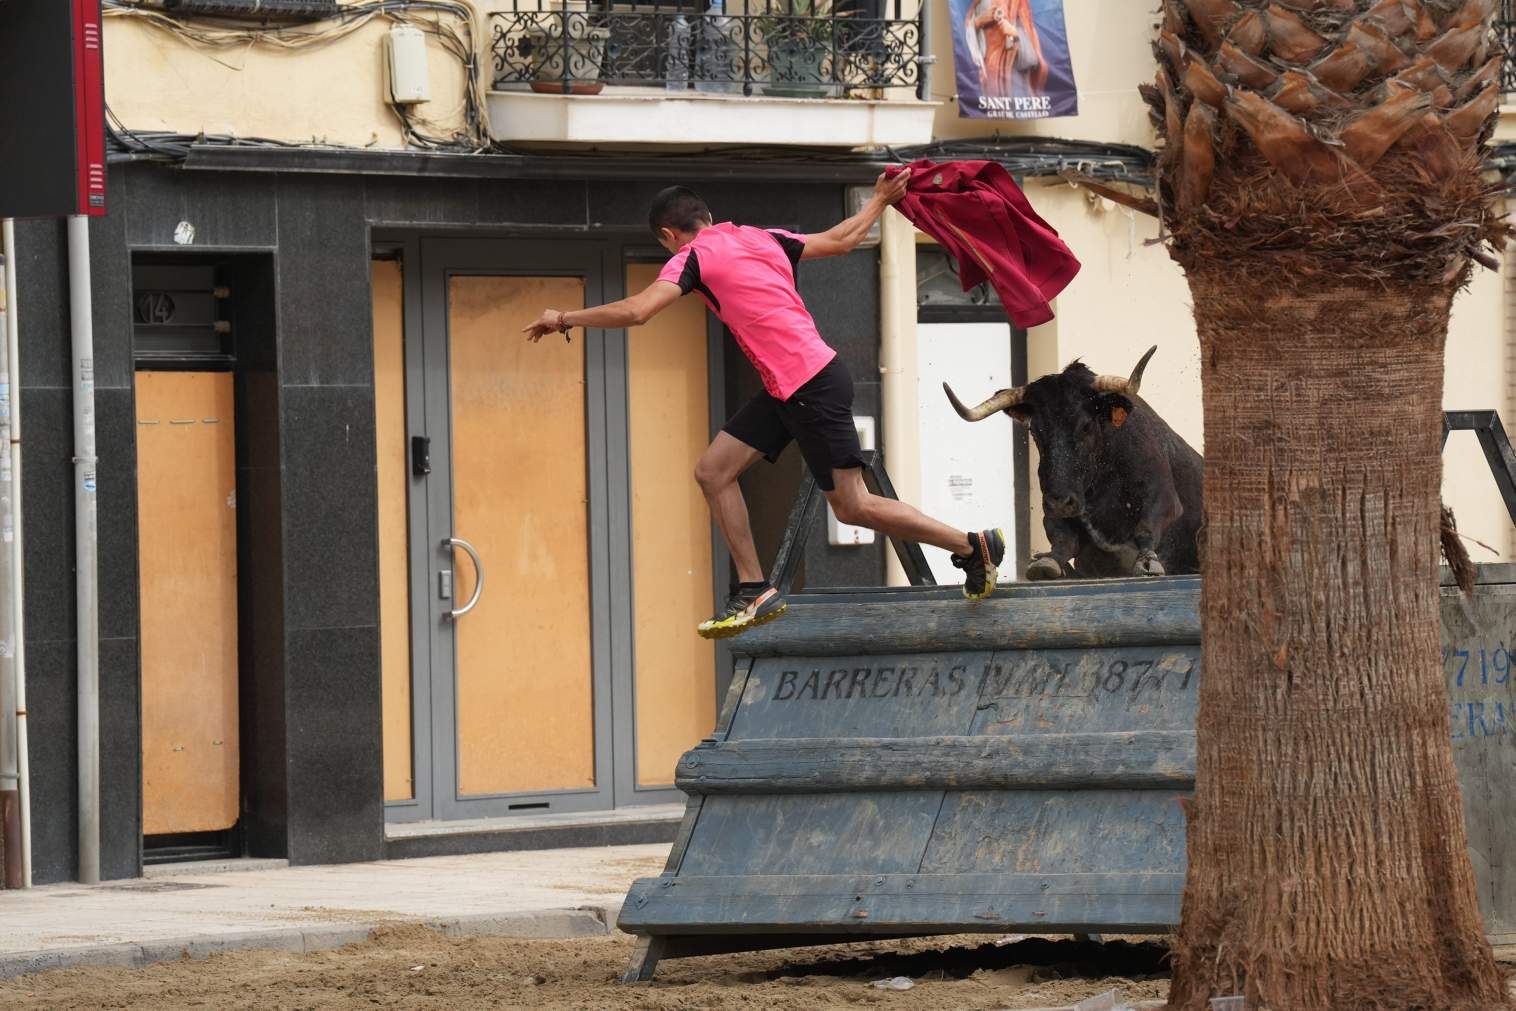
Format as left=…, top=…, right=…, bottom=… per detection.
left=1444, top=251, right=1511, bottom=563
left=921, top=1, right=1514, bottom=562
left=102, top=14, right=472, bottom=148
left=1013, top=181, right=1201, bottom=558
left=1000, top=182, right=1513, bottom=562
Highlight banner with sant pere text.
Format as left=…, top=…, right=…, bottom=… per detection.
left=950, top=0, right=1078, bottom=121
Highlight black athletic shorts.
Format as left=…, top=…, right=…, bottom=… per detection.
left=722, top=355, right=864, bottom=491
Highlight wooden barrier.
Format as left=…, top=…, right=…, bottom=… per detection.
left=617, top=568, right=1516, bottom=981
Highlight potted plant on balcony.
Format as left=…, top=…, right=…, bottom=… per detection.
left=524, top=2, right=611, bottom=95
left=758, top=0, right=843, bottom=99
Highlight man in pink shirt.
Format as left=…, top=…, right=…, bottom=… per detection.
left=525, top=169, right=1004, bottom=638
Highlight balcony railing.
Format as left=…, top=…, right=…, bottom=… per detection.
left=1499, top=1, right=1516, bottom=92
left=490, top=1, right=926, bottom=100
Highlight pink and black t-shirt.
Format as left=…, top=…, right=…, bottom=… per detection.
left=656, top=222, right=836, bottom=402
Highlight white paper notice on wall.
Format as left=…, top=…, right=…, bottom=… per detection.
left=917, top=322, right=1016, bottom=583
left=827, top=416, right=877, bottom=546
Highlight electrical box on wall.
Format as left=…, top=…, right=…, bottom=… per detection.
left=827, top=417, right=877, bottom=546
left=387, top=24, right=431, bottom=106
left=0, top=0, right=107, bottom=217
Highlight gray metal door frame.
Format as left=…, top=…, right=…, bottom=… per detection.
left=413, top=236, right=615, bottom=821
left=604, top=245, right=726, bottom=809
left=380, top=234, right=729, bottom=824
left=376, top=235, right=433, bottom=825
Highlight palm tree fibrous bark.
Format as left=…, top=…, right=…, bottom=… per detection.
left=1145, top=1, right=1513, bottom=1008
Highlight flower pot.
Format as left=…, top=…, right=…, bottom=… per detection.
left=763, top=40, right=839, bottom=98
left=525, top=25, right=610, bottom=95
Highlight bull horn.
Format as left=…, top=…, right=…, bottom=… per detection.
left=943, top=382, right=1025, bottom=422
left=1091, top=345, right=1159, bottom=397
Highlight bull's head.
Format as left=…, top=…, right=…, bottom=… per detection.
left=943, top=345, right=1158, bottom=520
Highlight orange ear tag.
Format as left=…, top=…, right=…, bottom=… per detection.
left=1111, top=406, right=1129, bottom=429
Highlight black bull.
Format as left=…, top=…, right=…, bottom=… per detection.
left=944, top=345, right=1204, bottom=580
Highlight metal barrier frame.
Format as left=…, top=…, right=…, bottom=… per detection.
left=1443, top=410, right=1516, bottom=527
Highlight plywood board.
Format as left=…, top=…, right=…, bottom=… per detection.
left=626, top=262, right=716, bottom=789
left=137, top=371, right=239, bottom=835
left=372, top=259, right=414, bottom=803
left=448, top=275, right=595, bottom=796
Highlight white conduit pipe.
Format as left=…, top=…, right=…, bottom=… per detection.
left=67, top=216, right=99, bottom=886
left=3, top=219, right=28, bottom=888
left=0, top=226, right=16, bottom=890
left=878, top=207, right=922, bottom=587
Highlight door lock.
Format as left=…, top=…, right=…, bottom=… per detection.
left=438, top=570, right=453, bottom=599
left=412, top=435, right=431, bottom=476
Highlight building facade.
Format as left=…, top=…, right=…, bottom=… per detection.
left=1, top=0, right=1512, bottom=885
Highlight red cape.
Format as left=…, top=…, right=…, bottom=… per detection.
left=889, top=159, right=1081, bottom=328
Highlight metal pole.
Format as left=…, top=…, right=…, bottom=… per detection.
left=67, top=216, right=99, bottom=886
left=4, top=219, right=29, bottom=888
left=878, top=206, right=920, bottom=587
left=0, top=231, right=16, bottom=891
left=915, top=0, right=930, bottom=102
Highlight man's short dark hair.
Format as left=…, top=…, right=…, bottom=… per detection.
left=649, top=186, right=712, bottom=237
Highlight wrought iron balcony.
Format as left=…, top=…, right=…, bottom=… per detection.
left=1500, top=1, right=1516, bottom=92
left=489, top=1, right=927, bottom=101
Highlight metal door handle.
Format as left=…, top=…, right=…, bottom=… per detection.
left=444, top=537, right=484, bottom=619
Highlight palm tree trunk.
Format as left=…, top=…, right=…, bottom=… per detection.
left=1168, top=271, right=1507, bottom=1009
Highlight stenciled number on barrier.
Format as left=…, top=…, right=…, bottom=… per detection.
left=1446, top=642, right=1515, bottom=738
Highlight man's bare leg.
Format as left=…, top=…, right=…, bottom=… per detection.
left=823, top=468, right=973, bottom=555
left=694, top=432, right=766, bottom=584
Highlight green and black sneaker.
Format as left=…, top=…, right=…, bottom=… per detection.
left=698, top=582, right=787, bottom=640
left=952, top=528, right=1006, bottom=601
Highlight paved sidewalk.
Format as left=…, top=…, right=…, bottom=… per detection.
left=0, top=843, right=669, bottom=978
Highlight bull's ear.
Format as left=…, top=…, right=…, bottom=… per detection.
left=1095, top=392, right=1134, bottom=429
left=1005, top=403, right=1033, bottom=423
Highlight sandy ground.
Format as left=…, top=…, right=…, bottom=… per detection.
left=0, top=928, right=1176, bottom=1010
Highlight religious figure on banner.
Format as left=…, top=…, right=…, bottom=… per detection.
left=963, top=0, right=1049, bottom=101
left=952, top=0, right=1074, bottom=120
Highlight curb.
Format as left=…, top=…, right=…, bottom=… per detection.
left=0, top=904, right=620, bottom=980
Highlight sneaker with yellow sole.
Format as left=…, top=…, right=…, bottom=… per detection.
left=697, top=583, right=788, bottom=640
left=951, top=528, right=1006, bottom=601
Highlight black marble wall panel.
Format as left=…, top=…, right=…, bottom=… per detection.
left=589, top=180, right=844, bottom=236
left=89, top=205, right=135, bottom=392
left=798, top=249, right=880, bottom=351
left=98, top=634, right=141, bottom=880
left=366, top=177, right=592, bottom=228
left=96, top=389, right=140, bottom=644
left=477, top=178, right=592, bottom=226
left=276, top=176, right=372, bottom=387
left=12, top=218, right=69, bottom=390
left=268, top=172, right=383, bottom=864
left=123, top=167, right=277, bottom=250
left=283, top=624, right=381, bottom=864
left=19, top=386, right=76, bottom=646
left=278, top=384, right=378, bottom=633
left=22, top=638, right=74, bottom=885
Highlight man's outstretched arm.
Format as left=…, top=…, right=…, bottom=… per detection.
left=800, top=167, right=911, bottom=260
left=524, top=279, right=683, bottom=342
